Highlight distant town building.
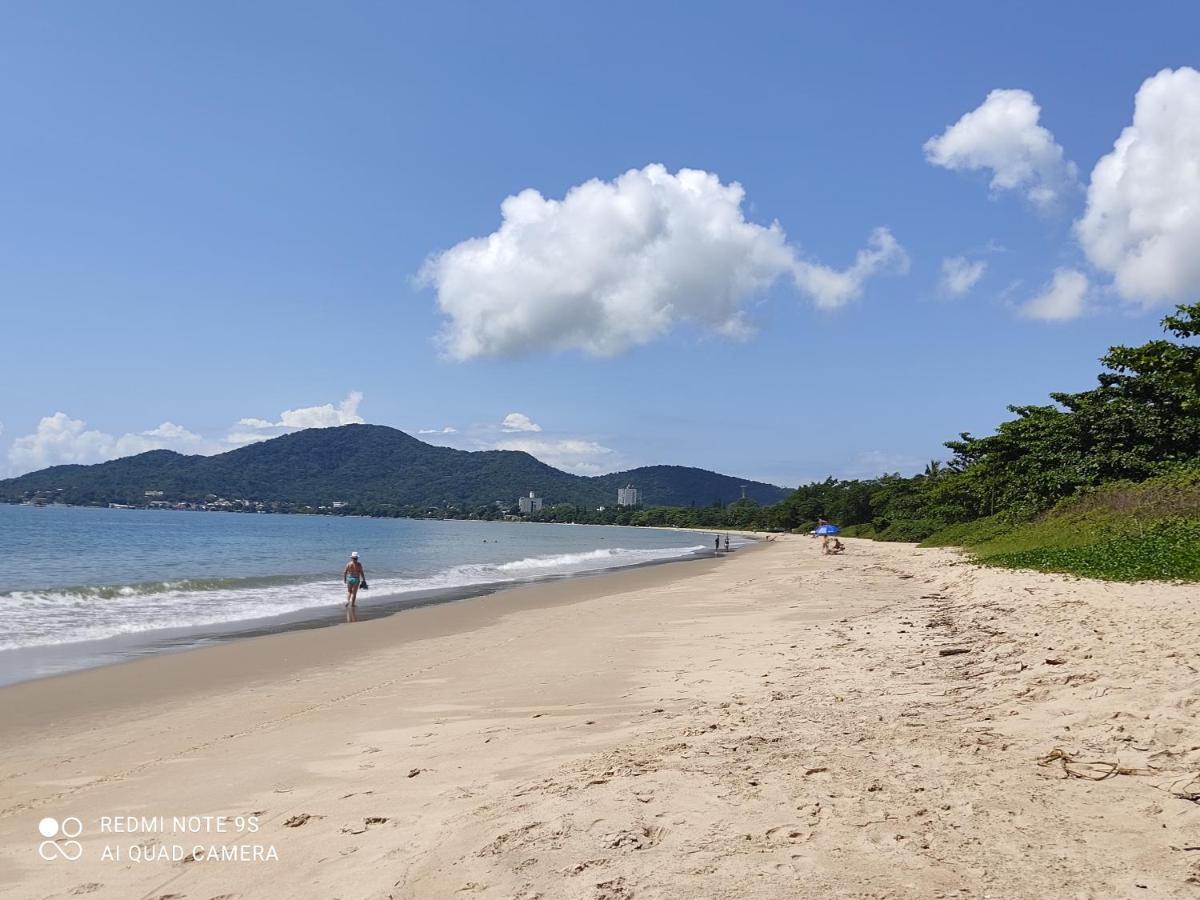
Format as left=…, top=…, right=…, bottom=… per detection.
left=518, top=491, right=544, bottom=514
left=617, top=484, right=641, bottom=507
left=144, top=490, right=164, bottom=497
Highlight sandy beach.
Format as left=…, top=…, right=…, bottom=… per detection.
left=2, top=536, right=1198, bottom=899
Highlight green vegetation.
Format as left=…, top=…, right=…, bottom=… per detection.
left=544, top=302, right=1200, bottom=583
left=765, top=303, right=1200, bottom=581
left=918, top=470, right=1200, bottom=581
left=4, top=303, right=1196, bottom=582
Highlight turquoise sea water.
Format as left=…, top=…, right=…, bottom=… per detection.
left=0, top=504, right=725, bottom=684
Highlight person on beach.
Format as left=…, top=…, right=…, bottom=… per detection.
left=343, top=551, right=365, bottom=607
left=714, top=535, right=721, bottom=553
left=724, top=534, right=730, bottom=552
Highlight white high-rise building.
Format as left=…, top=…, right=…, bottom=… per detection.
left=617, top=485, right=641, bottom=507
left=518, top=491, right=543, bottom=514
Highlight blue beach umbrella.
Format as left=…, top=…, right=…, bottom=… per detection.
left=814, top=524, right=841, bottom=535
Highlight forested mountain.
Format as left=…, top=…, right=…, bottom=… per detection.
left=0, top=424, right=789, bottom=512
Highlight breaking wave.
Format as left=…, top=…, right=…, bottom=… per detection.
left=0, top=544, right=706, bottom=651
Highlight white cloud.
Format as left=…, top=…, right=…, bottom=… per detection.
left=924, top=89, right=1079, bottom=210
left=229, top=392, right=366, bottom=443
left=495, top=437, right=617, bottom=475
left=222, top=430, right=275, bottom=448
left=278, top=391, right=364, bottom=429
left=113, top=422, right=205, bottom=457
left=421, top=164, right=906, bottom=359
left=417, top=426, right=458, bottom=434
left=421, top=412, right=626, bottom=475
left=501, top=412, right=542, bottom=433
left=1076, top=67, right=1200, bottom=308
left=9, top=413, right=115, bottom=472
left=793, top=227, right=909, bottom=310
left=1020, top=268, right=1090, bottom=321
left=8, top=414, right=205, bottom=474
left=939, top=256, right=987, bottom=297
left=6, top=393, right=370, bottom=474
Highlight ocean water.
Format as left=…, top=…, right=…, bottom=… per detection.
left=0, top=504, right=729, bottom=684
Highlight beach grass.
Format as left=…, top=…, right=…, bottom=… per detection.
left=920, top=469, right=1200, bottom=582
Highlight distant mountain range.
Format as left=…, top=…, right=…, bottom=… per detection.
left=0, top=424, right=790, bottom=512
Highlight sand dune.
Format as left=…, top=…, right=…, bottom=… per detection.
left=1, top=536, right=1197, bottom=898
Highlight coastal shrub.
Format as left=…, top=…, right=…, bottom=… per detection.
left=920, top=514, right=1017, bottom=548
left=875, top=518, right=940, bottom=542
left=983, top=519, right=1200, bottom=582
left=840, top=523, right=877, bottom=538
left=929, top=470, right=1200, bottom=581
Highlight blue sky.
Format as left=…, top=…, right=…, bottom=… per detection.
left=2, top=2, right=1198, bottom=486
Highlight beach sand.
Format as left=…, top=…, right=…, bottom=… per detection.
left=1, top=536, right=1198, bottom=898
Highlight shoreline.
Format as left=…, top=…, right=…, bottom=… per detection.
left=0, top=520, right=734, bottom=689
left=0, top=546, right=735, bottom=734
left=3, top=536, right=1196, bottom=897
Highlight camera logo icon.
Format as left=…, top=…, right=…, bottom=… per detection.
left=38, top=817, right=83, bottom=861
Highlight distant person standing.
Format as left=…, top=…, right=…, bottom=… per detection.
left=714, top=535, right=721, bottom=553
left=724, top=534, right=730, bottom=552
left=343, top=551, right=366, bottom=607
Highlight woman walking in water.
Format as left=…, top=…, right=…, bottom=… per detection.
left=343, top=551, right=366, bottom=607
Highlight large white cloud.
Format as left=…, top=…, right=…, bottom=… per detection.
left=7, top=414, right=206, bottom=474
left=939, top=256, right=987, bottom=297
left=924, top=89, right=1079, bottom=210
left=420, top=164, right=906, bottom=359
left=501, top=412, right=542, bottom=433
left=1076, top=67, right=1200, bottom=307
left=1020, top=268, right=1090, bottom=321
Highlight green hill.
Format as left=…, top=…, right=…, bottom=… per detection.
left=0, top=424, right=789, bottom=512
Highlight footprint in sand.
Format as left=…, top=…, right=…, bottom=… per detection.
left=283, top=813, right=322, bottom=827
left=68, top=886, right=102, bottom=896
left=605, top=824, right=665, bottom=851
left=595, top=876, right=634, bottom=900
left=563, top=858, right=609, bottom=876
left=766, top=824, right=812, bottom=844
left=341, top=816, right=389, bottom=835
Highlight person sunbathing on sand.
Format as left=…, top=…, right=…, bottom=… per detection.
left=343, top=551, right=366, bottom=607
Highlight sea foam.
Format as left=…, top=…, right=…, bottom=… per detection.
left=0, top=544, right=706, bottom=652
